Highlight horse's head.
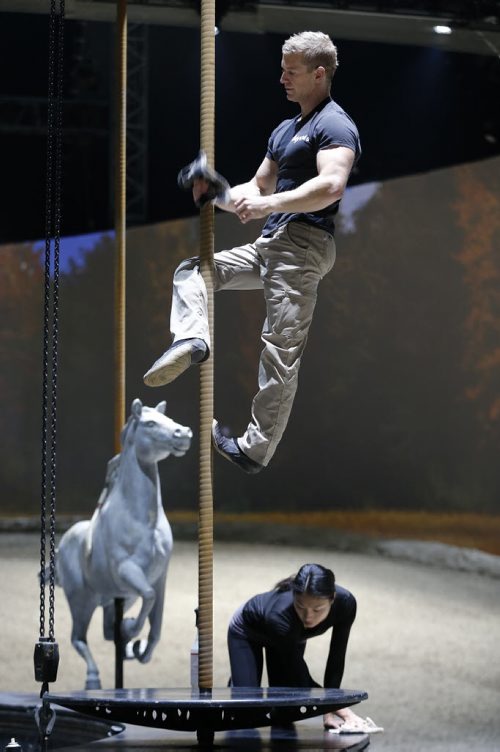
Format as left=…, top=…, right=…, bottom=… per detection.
left=122, top=399, right=193, bottom=463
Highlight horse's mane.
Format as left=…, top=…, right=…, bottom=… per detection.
left=121, top=413, right=138, bottom=446
left=96, top=453, right=121, bottom=510
left=96, top=409, right=148, bottom=510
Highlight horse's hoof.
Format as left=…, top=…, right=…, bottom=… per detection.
left=120, top=617, right=137, bottom=643
left=133, top=639, right=150, bottom=663
left=85, top=677, right=101, bottom=690
left=124, top=641, right=135, bottom=660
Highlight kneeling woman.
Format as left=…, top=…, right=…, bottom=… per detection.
left=228, top=562, right=361, bottom=730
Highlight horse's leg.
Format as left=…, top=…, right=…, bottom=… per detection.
left=114, top=559, right=156, bottom=643
left=103, top=597, right=138, bottom=641
left=133, top=569, right=167, bottom=664
left=103, top=599, right=146, bottom=660
left=69, top=594, right=101, bottom=690
left=57, top=528, right=102, bottom=690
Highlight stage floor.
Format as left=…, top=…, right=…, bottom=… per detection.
left=1, top=691, right=370, bottom=751
left=58, top=719, right=371, bottom=751
left=2, top=537, right=500, bottom=751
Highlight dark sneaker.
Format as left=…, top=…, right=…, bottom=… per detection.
left=143, top=338, right=207, bottom=387
left=211, top=420, right=263, bottom=474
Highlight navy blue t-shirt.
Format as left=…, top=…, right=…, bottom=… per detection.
left=262, top=97, right=361, bottom=237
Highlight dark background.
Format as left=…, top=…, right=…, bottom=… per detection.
left=0, top=11, right=499, bottom=242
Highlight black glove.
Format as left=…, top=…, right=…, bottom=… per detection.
left=177, top=150, right=230, bottom=208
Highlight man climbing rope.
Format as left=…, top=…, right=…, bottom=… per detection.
left=144, top=31, right=361, bottom=474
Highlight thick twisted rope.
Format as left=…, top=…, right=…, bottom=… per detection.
left=198, top=0, right=216, bottom=691
left=112, top=0, right=128, bottom=691
left=114, top=0, right=127, bottom=452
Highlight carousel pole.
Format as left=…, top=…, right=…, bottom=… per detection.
left=114, top=0, right=127, bottom=450
left=113, top=0, right=127, bottom=690
left=197, top=0, right=216, bottom=692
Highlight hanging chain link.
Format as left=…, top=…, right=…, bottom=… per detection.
left=38, top=0, right=65, bottom=651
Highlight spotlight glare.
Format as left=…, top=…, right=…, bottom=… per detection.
left=433, top=25, right=452, bottom=35
left=214, top=25, right=220, bottom=35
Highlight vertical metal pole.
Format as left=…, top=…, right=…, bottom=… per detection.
left=114, top=0, right=127, bottom=690
left=114, top=598, right=125, bottom=689
left=198, top=0, right=216, bottom=691
left=114, top=0, right=127, bottom=454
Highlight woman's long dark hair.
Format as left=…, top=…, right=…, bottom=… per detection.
left=274, top=563, right=336, bottom=598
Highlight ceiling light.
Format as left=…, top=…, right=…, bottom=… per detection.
left=433, top=25, right=452, bottom=35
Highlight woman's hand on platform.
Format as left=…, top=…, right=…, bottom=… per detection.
left=323, top=712, right=344, bottom=729
left=323, top=707, right=365, bottom=730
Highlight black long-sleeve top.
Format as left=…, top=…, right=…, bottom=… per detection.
left=230, top=585, right=357, bottom=688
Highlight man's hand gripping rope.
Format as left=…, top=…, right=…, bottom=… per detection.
left=177, top=151, right=230, bottom=208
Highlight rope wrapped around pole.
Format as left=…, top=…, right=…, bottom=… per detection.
left=198, top=0, right=216, bottom=691
left=114, top=0, right=127, bottom=454
left=112, top=0, right=127, bottom=692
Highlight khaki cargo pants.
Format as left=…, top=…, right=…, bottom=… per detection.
left=170, top=221, right=336, bottom=466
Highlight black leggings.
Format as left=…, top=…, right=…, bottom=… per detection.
left=228, top=629, right=308, bottom=687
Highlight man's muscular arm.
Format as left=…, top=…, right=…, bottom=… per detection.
left=233, top=146, right=355, bottom=224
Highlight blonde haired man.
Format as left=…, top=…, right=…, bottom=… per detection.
left=144, top=31, right=361, bottom=474
left=282, top=30, right=338, bottom=82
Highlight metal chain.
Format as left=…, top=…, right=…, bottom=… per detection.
left=39, top=0, right=57, bottom=641
left=49, top=0, right=64, bottom=639
left=39, top=0, right=65, bottom=643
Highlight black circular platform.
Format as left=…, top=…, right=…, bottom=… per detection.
left=0, top=692, right=124, bottom=751
left=47, top=686, right=368, bottom=739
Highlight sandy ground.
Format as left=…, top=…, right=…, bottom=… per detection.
left=1, top=533, right=500, bottom=751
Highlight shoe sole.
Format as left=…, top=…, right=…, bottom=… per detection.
left=143, top=343, right=193, bottom=387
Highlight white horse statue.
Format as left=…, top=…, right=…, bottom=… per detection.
left=55, top=398, right=192, bottom=689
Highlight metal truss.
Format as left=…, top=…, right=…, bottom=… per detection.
left=125, top=22, right=149, bottom=226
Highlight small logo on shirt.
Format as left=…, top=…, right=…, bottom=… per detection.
left=291, top=134, right=310, bottom=144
